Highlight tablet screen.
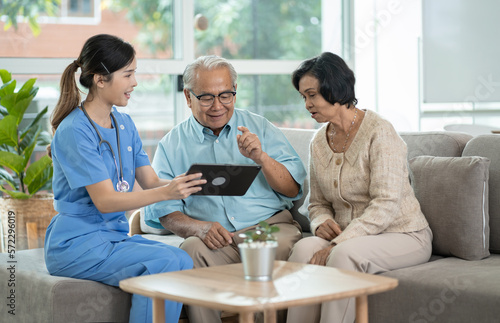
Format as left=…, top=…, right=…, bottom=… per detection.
left=186, top=164, right=262, bottom=196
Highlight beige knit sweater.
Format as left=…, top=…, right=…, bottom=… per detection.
left=308, top=110, right=429, bottom=245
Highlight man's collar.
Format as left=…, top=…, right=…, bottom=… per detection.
left=188, top=115, right=235, bottom=143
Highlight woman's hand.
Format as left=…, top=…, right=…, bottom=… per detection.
left=309, top=245, right=335, bottom=266
left=162, top=173, right=206, bottom=200
left=315, top=219, right=342, bottom=240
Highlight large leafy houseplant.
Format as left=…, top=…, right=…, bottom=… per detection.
left=0, top=69, right=53, bottom=199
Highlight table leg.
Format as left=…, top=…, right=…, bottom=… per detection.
left=355, top=295, right=368, bottom=323
left=264, top=309, right=277, bottom=323
left=239, top=312, right=255, bottom=323
left=152, top=298, right=165, bottom=323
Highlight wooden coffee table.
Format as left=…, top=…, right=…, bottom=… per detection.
left=119, top=260, right=398, bottom=323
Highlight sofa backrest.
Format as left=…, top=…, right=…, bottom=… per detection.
left=280, top=127, right=317, bottom=232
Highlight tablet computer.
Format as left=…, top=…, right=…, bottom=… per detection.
left=186, top=163, right=262, bottom=196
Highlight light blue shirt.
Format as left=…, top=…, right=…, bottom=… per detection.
left=144, top=109, right=306, bottom=232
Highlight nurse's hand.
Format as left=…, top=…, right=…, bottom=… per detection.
left=163, top=173, right=206, bottom=200
left=197, top=221, right=235, bottom=250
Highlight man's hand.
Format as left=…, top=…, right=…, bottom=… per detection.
left=309, top=245, right=334, bottom=266
left=237, top=126, right=265, bottom=164
left=197, top=221, right=235, bottom=250
left=315, top=219, right=342, bottom=241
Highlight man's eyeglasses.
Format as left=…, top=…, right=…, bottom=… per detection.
left=189, top=89, right=236, bottom=107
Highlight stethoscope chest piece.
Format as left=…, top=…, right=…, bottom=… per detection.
left=117, top=180, right=130, bottom=193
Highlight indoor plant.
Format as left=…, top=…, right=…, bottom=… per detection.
left=238, top=221, right=280, bottom=281
left=0, top=69, right=54, bottom=250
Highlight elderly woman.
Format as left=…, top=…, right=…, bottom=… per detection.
left=286, top=52, right=432, bottom=323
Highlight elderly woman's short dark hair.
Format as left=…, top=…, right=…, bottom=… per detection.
left=292, top=52, right=358, bottom=107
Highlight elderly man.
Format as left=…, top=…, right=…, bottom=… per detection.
left=144, top=55, right=306, bottom=323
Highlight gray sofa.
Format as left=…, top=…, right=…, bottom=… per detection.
left=2, top=128, right=500, bottom=323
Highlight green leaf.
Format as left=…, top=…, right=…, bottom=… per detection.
left=0, top=69, right=12, bottom=84
left=0, top=105, right=8, bottom=117
left=270, top=226, right=280, bottom=233
left=0, top=115, right=18, bottom=147
left=21, top=105, right=48, bottom=136
left=0, top=168, right=17, bottom=190
left=0, top=93, right=17, bottom=113
left=25, top=155, right=53, bottom=195
left=0, top=186, right=31, bottom=199
left=20, top=124, right=41, bottom=153
left=28, top=16, right=41, bottom=37
left=9, top=95, right=33, bottom=125
left=17, top=78, right=37, bottom=102
left=0, top=151, right=25, bottom=175
left=0, top=80, right=16, bottom=97
left=37, top=131, right=52, bottom=146
left=21, top=138, right=38, bottom=170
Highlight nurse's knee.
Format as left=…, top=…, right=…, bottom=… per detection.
left=177, top=249, right=194, bottom=270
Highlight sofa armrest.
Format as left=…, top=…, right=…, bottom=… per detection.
left=128, top=209, right=144, bottom=236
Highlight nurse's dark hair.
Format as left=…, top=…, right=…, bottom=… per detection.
left=292, top=52, right=357, bottom=108
left=50, top=34, right=135, bottom=141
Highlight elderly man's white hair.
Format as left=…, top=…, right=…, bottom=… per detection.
left=183, top=55, right=238, bottom=90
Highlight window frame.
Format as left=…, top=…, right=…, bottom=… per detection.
left=0, top=0, right=344, bottom=127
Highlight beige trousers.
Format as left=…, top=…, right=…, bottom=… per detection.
left=286, top=226, right=433, bottom=323
left=181, top=209, right=302, bottom=323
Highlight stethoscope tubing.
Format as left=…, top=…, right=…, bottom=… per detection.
left=80, top=101, right=129, bottom=192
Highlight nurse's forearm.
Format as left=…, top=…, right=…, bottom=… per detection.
left=135, top=165, right=171, bottom=189
left=89, top=183, right=175, bottom=213
left=87, top=175, right=204, bottom=213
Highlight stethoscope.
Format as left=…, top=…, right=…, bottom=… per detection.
left=81, top=101, right=130, bottom=192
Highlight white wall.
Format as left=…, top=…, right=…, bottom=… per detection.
left=354, top=0, right=422, bottom=131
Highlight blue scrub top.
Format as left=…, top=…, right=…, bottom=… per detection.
left=45, top=107, right=150, bottom=272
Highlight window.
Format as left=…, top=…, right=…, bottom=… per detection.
left=1, top=0, right=338, bottom=158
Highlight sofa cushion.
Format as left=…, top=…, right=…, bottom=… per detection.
left=0, top=248, right=130, bottom=323
left=139, top=207, right=172, bottom=235
left=409, top=155, right=490, bottom=260
left=400, top=131, right=472, bottom=160
left=370, top=255, right=500, bottom=323
left=462, top=135, right=500, bottom=254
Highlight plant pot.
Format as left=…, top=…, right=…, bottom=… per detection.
left=0, top=193, right=56, bottom=252
left=238, top=241, right=278, bottom=281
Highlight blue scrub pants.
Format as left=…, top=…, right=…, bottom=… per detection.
left=50, top=235, right=193, bottom=323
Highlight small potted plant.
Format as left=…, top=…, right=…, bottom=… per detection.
left=238, top=221, right=280, bottom=281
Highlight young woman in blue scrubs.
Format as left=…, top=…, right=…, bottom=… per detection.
left=44, top=34, right=205, bottom=323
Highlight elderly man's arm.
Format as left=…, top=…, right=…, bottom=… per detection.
left=159, top=211, right=235, bottom=250
left=237, top=126, right=299, bottom=197
left=257, top=152, right=300, bottom=197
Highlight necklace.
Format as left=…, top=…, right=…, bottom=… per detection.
left=329, top=108, right=357, bottom=153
